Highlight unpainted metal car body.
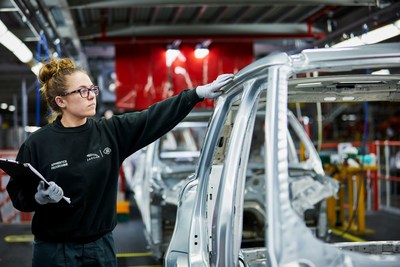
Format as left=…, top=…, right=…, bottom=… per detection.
left=165, top=43, right=400, bottom=267
left=127, top=108, right=337, bottom=259
left=124, top=114, right=210, bottom=258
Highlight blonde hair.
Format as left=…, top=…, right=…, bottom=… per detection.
left=38, top=58, right=84, bottom=115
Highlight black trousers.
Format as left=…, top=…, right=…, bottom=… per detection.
left=32, top=232, right=117, bottom=267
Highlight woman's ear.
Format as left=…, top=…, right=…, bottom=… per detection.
left=55, top=96, right=66, bottom=108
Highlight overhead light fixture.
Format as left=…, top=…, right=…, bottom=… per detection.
left=194, top=40, right=211, bottom=59
left=324, top=96, right=337, bottom=101
left=0, top=20, right=7, bottom=35
left=342, top=96, right=355, bottom=101
left=333, top=19, right=400, bottom=48
left=1, top=103, right=8, bottom=110
left=372, top=69, right=390, bottom=75
left=0, top=20, right=33, bottom=63
left=166, top=40, right=182, bottom=67
left=194, top=46, right=209, bottom=59
left=166, top=47, right=180, bottom=67
left=31, top=62, right=43, bottom=76
left=8, top=105, right=16, bottom=112
left=296, top=82, right=322, bottom=88
left=24, top=126, right=40, bottom=133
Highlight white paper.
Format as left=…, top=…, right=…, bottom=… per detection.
left=23, top=163, right=71, bottom=204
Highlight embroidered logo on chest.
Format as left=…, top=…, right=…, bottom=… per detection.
left=51, top=160, right=69, bottom=170
left=86, top=153, right=100, bottom=161
left=87, top=147, right=112, bottom=162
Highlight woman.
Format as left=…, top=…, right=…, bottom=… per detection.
left=6, top=58, right=233, bottom=267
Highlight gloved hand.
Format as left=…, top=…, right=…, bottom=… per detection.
left=196, top=74, right=234, bottom=99
left=34, top=181, right=64, bottom=205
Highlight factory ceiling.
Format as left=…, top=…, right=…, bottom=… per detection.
left=0, top=0, right=398, bottom=124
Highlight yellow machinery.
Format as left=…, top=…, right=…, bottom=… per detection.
left=325, top=163, right=377, bottom=235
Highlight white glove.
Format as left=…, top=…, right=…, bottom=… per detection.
left=35, top=181, right=64, bottom=205
left=196, top=74, right=234, bottom=99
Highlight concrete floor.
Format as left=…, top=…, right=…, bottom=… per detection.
left=0, top=205, right=161, bottom=267
left=0, top=207, right=399, bottom=267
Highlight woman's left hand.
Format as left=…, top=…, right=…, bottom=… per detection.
left=196, top=74, right=234, bottom=99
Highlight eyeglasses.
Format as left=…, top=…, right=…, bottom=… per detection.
left=60, top=86, right=100, bottom=98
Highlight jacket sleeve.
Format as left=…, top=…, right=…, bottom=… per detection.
left=6, top=143, right=38, bottom=212
left=105, top=88, right=203, bottom=160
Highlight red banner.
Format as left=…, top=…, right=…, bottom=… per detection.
left=115, top=42, right=253, bottom=111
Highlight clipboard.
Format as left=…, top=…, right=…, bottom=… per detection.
left=0, top=158, right=71, bottom=204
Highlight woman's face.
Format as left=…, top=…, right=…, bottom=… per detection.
left=59, top=71, right=97, bottom=120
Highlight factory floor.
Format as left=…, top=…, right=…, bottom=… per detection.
left=0, top=204, right=399, bottom=267
left=328, top=209, right=400, bottom=243
left=0, top=202, right=162, bottom=267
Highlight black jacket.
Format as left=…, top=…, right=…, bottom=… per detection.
left=6, top=89, right=202, bottom=243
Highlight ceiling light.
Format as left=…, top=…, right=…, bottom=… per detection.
left=0, top=31, right=33, bottom=63
left=333, top=19, right=400, bottom=48
left=372, top=69, right=390, bottom=75
left=31, top=62, right=43, bottom=76
left=24, top=126, right=40, bottom=133
left=1, top=103, right=8, bottom=110
left=324, top=96, right=336, bottom=101
left=0, top=20, right=7, bottom=35
left=166, top=47, right=180, bottom=67
left=296, top=82, right=322, bottom=88
left=194, top=45, right=209, bottom=59
left=108, top=83, right=116, bottom=92
left=194, top=40, right=211, bottom=59
left=166, top=40, right=182, bottom=67
left=342, top=96, right=355, bottom=101
left=0, top=19, right=33, bottom=63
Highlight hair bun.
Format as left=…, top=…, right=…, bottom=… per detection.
left=38, top=58, right=76, bottom=85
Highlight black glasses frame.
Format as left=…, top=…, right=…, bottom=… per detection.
left=60, top=86, right=100, bottom=98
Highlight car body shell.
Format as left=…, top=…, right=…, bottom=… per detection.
left=164, top=43, right=400, bottom=267
left=124, top=116, right=210, bottom=258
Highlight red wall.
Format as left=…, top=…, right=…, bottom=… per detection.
left=115, top=42, right=254, bottom=111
